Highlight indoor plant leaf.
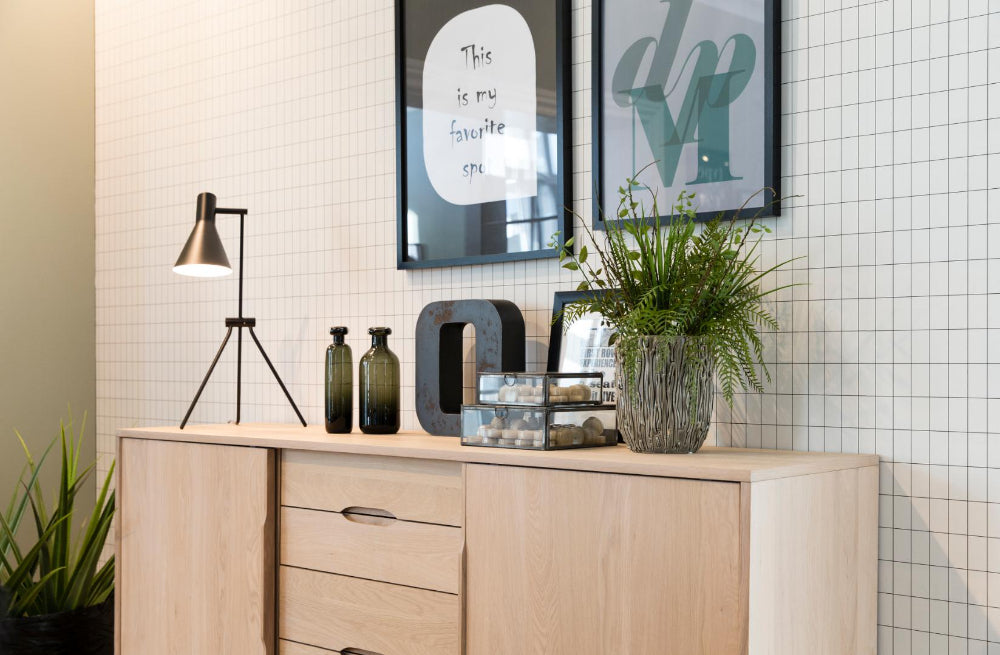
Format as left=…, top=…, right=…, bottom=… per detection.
left=0, top=414, right=116, bottom=620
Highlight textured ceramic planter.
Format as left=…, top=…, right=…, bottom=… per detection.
left=615, top=336, right=714, bottom=454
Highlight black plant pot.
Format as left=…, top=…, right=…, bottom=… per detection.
left=0, top=595, right=114, bottom=655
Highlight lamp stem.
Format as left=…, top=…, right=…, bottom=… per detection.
left=239, top=211, right=245, bottom=319
left=236, top=211, right=246, bottom=424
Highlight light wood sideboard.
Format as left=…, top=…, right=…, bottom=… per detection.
left=116, top=424, right=878, bottom=655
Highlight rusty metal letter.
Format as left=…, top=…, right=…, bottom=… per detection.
left=415, top=299, right=525, bottom=436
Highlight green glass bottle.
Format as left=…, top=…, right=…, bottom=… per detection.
left=359, top=327, right=400, bottom=434
left=325, top=327, right=353, bottom=433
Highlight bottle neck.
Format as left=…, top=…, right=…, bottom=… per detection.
left=371, top=334, right=389, bottom=348
left=332, top=336, right=345, bottom=346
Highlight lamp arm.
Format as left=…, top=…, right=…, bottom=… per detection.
left=212, top=206, right=248, bottom=317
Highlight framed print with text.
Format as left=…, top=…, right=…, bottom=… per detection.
left=396, top=0, right=572, bottom=268
left=593, top=0, right=779, bottom=226
left=547, top=290, right=617, bottom=404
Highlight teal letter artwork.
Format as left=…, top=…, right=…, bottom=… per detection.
left=611, top=0, right=757, bottom=187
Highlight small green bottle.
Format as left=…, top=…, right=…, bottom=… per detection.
left=359, top=327, right=400, bottom=434
left=325, top=327, right=353, bottom=433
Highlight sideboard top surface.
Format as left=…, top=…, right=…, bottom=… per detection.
left=118, top=424, right=877, bottom=482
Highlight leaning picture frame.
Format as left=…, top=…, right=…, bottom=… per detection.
left=395, top=0, right=573, bottom=268
left=592, top=0, right=780, bottom=227
left=547, top=290, right=617, bottom=404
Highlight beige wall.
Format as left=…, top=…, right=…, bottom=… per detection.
left=0, top=1, right=95, bottom=515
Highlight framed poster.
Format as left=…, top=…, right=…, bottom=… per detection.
left=396, top=0, right=572, bottom=269
left=547, top=290, right=617, bottom=404
left=593, top=0, right=779, bottom=226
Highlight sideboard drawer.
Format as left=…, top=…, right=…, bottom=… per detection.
left=280, top=506, right=463, bottom=594
left=279, top=566, right=461, bottom=655
left=280, top=450, right=464, bottom=526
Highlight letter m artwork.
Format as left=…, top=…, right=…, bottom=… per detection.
left=611, top=0, right=757, bottom=189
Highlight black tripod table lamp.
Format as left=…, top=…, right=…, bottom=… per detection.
left=174, top=192, right=307, bottom=429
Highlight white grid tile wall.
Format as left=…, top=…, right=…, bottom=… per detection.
left=94, top=0, right=999, bottom=652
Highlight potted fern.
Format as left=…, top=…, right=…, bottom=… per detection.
left=555, top=176, right=792, bottom=453
left=0, top=417, right=116, bottom=654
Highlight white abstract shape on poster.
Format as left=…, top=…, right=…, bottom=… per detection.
left=422, top=4, right=537, bottom=206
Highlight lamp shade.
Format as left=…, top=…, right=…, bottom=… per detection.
left=173, top=192, right=232, bottom=277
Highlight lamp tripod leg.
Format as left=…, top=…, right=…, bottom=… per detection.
left=248, top=327, right=307, bottom=427
left=180, top=327, right=234, bottom=429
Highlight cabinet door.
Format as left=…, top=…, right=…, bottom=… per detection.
left=465, top=465, right=744, bottom=655
left=118, top=438, right=275, bottom=655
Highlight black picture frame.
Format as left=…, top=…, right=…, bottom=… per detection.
left=395, top=0, right=573, bottom=269
left=592, top=0, right=781, bottom=228
left=547, top=290, right=617, bottom=404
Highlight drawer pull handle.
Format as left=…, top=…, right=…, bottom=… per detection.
left=343, top=649, right=383, bottom=655
left=342, top=506, right=396, bottom=526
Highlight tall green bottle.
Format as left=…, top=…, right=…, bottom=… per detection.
left=325, top=326, right=353, bottom=433
left=359, top=327, right=400, bottom=434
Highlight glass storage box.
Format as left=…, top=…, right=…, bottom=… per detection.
left=461, top=404, right=617, bottom=450
left=476, top=372, right=603, bottom=406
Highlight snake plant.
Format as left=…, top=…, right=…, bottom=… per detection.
left=0, top=416, right=115, bottom=618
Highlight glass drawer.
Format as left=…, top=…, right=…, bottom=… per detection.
left=476, top=372, right=603, bottom=406
left=460, top=404, right=617, bottom=450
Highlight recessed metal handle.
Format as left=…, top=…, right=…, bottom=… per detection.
left=341, top=506, right=397, bottom=526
